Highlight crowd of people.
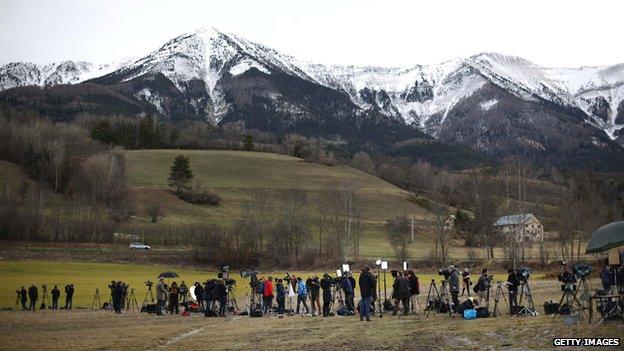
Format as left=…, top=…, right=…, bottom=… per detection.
left=16, top=283, right=74, bottom=311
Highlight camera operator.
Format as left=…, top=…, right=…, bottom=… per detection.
left=217, top=279, right=228, bottom=317
left=506, top=268, right=520, bottom=312
left=276, top=278, right=286, bottom=314
left=474, top=269, right=492, bottom=306
left=392, top=271, right=410, bottom=315
left=359, top=266, right=377, bottom=321
left=263, top=276, right=274, bottom=314
left=296, top=277, right=310, bottom=315
left=448, top=265, right=460, bottom=313
left=51, top=285, right=60, bottom=310
left=340, top=273, right=354, bottom=312
left=113, top=281, right=124, bottom=313
left=19, top=286, right=27, bottom=310
left=156, top=278, right=166, bottom=316
left=308, top=275, right=321, bottom=316
left=461, top=267, right=471, bottom=296
left=28, top=283, right=38, bottom=311
left=320, top=274, right=333, bottom=317
left=65, top=284, right=74, bottom=310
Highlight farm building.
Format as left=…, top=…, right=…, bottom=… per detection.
left=493, top=213, right=544, bottom=242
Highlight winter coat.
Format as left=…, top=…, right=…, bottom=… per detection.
left=195, top=285, right=204, bottom=301
left=19, top=288, right=27, bottom=302
left=28, top=286, right=38, bottom=301
left=263, top=280, right=274, bottom=297
left=276, top=283, right=286, bottom=298
left=476, top=275, right=491, bottom=292
left=340, top=277, right=353, bottom=294
left=51, top=288, right=60, bottom=299
left=309, top=278, right=320, bottom=297
left=449, top=269, right=460, bottom=293
left=156, top=281, right=166, bottom=301
left=297, top=280, right=307, bottom=296
left=507, top=272, right=520, bottom=292
left=409, top=275, right=419, bottom=295
left=359, top=271, right=377, bottom=299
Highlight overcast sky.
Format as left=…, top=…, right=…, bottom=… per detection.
left=1, top=0, right=622, bottom=67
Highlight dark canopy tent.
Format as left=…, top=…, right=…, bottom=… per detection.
left=586, top=221, right=624, bottom=254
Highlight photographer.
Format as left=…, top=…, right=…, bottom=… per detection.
left=474, top=269, right=492, bottom=306
left=28, top=284, right=38, bottom=311
left=309, top=275, right=321, bottom=316
left=65, top=284, right=74, bottom=310
left=359, top=266, right=376, bottom=321
left=296, top=277, right=310, bottom=315
left=599, top=260, right=614, bottom=291
left=51, top=285, right=60, bottom=310
left=320, top=274, right=332, bottom=317
left=156, top=278, right=166, bottom=316
left=449, top=266, right=460, bottom=313
left=506, top=268, right=520, bottom=312
left=112, top=281, right=123, bottom=313
left=217, top=279, right=228, bottom=316
left=461, top=267, right=471, bottom=296
left=19, top=287, right=27, bottom=310
left=340, top=274, right=354, bottom=312
left=276, top=279, right=286, bottom=314
left=392, top=271, right=410, bottom=315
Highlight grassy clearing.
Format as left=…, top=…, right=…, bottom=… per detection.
left=0, top=273, right=621, bottom=350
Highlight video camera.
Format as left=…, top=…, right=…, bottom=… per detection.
left=145, top=280, right=153, bottom=287
left=572, top=264, right=592, bottom=279
left=557, top=272, right=577, bottom=284
left=517, top=267, right=531, bottom=282
left=241, top=270, right=260, bottom=289
left=438, top=268, right=452, bottom=280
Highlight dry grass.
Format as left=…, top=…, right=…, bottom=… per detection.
left=0, top=279, right=622, bottom=351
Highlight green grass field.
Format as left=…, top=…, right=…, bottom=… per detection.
left=0, top=260, right=526, bottom=309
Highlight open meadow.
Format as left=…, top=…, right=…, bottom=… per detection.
left=0, top=260, right=622, bottom=351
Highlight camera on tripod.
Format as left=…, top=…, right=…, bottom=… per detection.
left=572, top=264, right=592, bottom=279
left=437, top=268, right=452, bottom=280
left=144, top=280, right=153, bottom=287
left=517, top=267, right=531, bottom=282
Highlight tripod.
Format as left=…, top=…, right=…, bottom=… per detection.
left=40, top=286, right=49, bottom=309
left=555, top=283, right=583, bottom=319
left=425, top=279, right=452, bottom=317
left=143, top=284, right=155, bottom=305
left=91, top=289, right=102, bottom=310
left=226, top=286, right=239, bottom=313
left=126, top=288, right=140, bottom=311
left=518, top=280, right=537, bottom=316
left=329, top=285, right=345, bottom=314
left=492, top=281, right=508, bottom=317
left=574, top=276, right=591, bottom=319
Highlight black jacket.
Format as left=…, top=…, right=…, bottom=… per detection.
left=28, top=286, right=38, bottom=300
left=408, top=275, right=419, bottom=295
left=358, top=271, right=376, bottom=299
left=507, top=272, right=520, bottom=292
left=51, top=288, right=60, bottom=299
left=19, top=288, right=27, bottom=301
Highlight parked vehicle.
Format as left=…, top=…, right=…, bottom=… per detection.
left=129, top=242, right=151, bottom=250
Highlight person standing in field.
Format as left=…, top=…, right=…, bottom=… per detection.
left=309, top=275, right=321, bottom=316
left=276, top=279, right=286, bottom=314
left=168, top=282, right=180, bottom=314
left=320, top=274, right=333, bottom=317
left=28, top=284, right=38, bottom=311
left=263, top=276, right=274, bottom=314
left=19, top=287, right=28, bottom=310
left=65, top=284, right=74, bottom=310
left=113, top=281, right=124, bottom=313
left=461, top=268, right=471, bottom=296
left=51, top=285, right=60, bottom=310
left=156, top=278, right=166, bottom=316
left=359, top=266, right=377, bottom=321
left=296, top=277, right=309, bottom=315
left=217, top=279, right=228, bottom=317
left=340, top=274, right=354, bottom=312
left=448, top=266, right=460, bottom=313
left=475, top=269, right=492, bottom=307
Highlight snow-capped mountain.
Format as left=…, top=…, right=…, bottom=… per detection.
left=1, top=27, right=623, bottom=170
left=300, top=53, right=624, bottom=142
left=0, top=59, right=131, bottom=91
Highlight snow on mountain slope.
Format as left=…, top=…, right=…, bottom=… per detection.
left=302, top=52, right=624, bottom=139
left=0, top=60, right=130, bottom=90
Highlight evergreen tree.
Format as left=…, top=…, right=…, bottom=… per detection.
left=168, top=155, right=193, bottom=194
left=91, top=119, right=113, bottom=144
left=243, top=134, right=254, bottom=151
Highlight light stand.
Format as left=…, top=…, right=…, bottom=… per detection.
left=376, top=260, right=383, bottom=318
